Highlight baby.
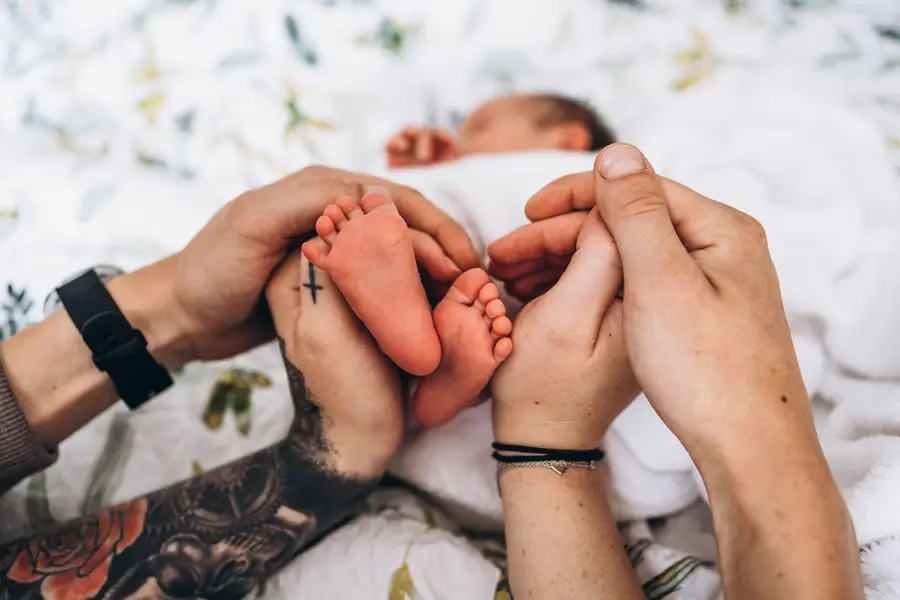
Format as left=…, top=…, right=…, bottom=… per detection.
left=385, top=93, right=615, bottom=168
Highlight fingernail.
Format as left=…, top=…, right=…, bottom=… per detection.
left=597, top=144, right=647, bottom=180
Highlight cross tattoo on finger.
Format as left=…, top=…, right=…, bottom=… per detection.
left=302, top=263, right=324, bottom=303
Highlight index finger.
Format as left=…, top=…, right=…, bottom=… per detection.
left=392, top=184, right=482, bottom=271
left=488, top=211, right=587, bottom=266
left=524, top=171, right=594, bottom=221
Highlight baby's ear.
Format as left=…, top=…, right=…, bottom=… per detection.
left=554, top=122, right=592, bottom=152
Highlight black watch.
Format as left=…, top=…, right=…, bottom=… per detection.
left=56, top=269, right=173, bottom=410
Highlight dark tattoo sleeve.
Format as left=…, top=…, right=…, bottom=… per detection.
left=0, top=342, right=380, bottom=599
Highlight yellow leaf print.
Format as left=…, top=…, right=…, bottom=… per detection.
left=203, top=368, right=273, bottom=436
left=191, top=461, right=204, bottom=475
left=388, top=543, right=415, bottom=600
left=284, top=82, right=336, bottom=137
left=135, top=35, right=162, bottom=82
left=672, top=29, right=714, bottom=91
left=672, top=68, right=712, bottom=91
left=137, top=92, right=166, bottom=125
left=676, top=30, right=710, bottom=66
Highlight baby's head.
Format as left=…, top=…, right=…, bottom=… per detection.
left=457, top=94, right=615, bottom=156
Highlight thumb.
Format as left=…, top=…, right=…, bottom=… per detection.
left=593, top=144, right=695, bottom=289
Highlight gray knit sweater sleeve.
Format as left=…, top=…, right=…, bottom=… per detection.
left=0, top=366, right=57, bottom=495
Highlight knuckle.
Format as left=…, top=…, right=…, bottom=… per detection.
left=736, top=213, right=768, bottom=248
left=602, top=240, right=623, bottom=271
left=741, top=214, right=767, bottom=237
left=344, top=179, right=366, bottom=199
left=612, top=180, right=666, bottom=218
left=717, top=211, right=770, bottom=262
left=582, top=234, right=621, bottom=269
left=393, top=183, right=421, bottom=202
left=303, top=175, right=363, bottom=200
left=229, top=197, right=264, bottom=232
left=298, top=164, right=328, bottom=178
left=230, top=189, right=261, bottom=216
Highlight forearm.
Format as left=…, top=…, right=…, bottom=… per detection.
left=697, top=424, right=863, bottom=599
left=0, top=360, right=383, bottom=599
left=500, top=466, right=643, bottom=600
left=0, top=260, right=190, bottom=447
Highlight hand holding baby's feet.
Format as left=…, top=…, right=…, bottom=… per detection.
left=491, top=208, right=639, bottom=449
left=267, top=250, right=404, bottom=478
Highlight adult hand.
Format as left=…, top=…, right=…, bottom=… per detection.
left=491, top=207, right=639, bottom=449
left=494, top=145, right=862, bottom=600
left=266, top=250, right=403, bottom=476
left=385, top=126, right=460, bottom=168
left=547, top=142, right=861, bottom=600
left=162, top=166, right=480, bottom=363
left=494, top=144, right=810, bottom=451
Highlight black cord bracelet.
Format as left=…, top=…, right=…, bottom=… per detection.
left=491, top=442, right=605, bottom=464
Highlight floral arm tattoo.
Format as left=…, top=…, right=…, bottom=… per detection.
left=0, top=344, right=380, bottom=600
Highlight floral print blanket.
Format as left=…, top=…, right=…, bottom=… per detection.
left=2, top=0, right=900, bottom=598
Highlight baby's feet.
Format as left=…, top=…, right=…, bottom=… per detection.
left=302, top=192, right=441, bottom=376
left=412, top=269, right=513, bottom=427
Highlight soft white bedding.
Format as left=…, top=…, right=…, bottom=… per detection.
left=2, top=0, right=900, bottom=598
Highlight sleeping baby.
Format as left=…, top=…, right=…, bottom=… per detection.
left=384, top=93, right=615, bottom=169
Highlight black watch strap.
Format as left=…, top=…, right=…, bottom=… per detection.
left=56, top=270, right=173, bottom=410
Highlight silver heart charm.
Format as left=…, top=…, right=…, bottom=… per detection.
left=549, top=464, right=568, bottom=475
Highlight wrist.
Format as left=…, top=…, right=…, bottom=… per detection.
left=694, top=419, right=859, bottom=598
left=498, top=461, right=605, bottom=492
left=106, top=259, right=195, bottom=371
left=493, top=417, right=607, bottom=450
left=693, top=416, right=842, bottom=517
left=680, top=388, right=823, bottom=476
left=493, top=405, right=612, bottom=450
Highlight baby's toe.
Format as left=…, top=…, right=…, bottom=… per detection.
left=336, top=196, right=364, bottom=220
left=301, top=238, right=331, bottom=270
left=360, top=191, right=400, bottom=215
left=493, top=337, right=513, bottom=362
left=315, top=216, right=338, bottom=245
left=478, top=282, right=500, bottom=305
left=485, top=298, right=506, bottom=319
left=491, top=316, right=512, bottom=339
left=324, top=204, right=347, bottom=231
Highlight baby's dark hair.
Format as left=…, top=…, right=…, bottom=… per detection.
left=529, top=94, right=616, bottom=151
